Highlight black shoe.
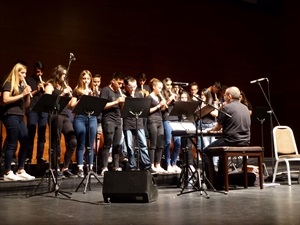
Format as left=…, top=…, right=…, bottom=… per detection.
left=11, top=158, right=18, bottom=165
left=63, top=170, right=78, bottom=178
left=25, top=158, right=31, bottom=164
left=55, top=171, right=66, bottom=179
left=37, top=158, right=47, bottom=164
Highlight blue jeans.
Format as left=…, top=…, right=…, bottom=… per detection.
left=202, top=122, right=218, bottom=166
left=26, top=111, right=48, bottom=160
left=2, top=115, right=29, bottom=171
left=73, top=115, right=97, bottom=166
left=124, top=129, right=150, bottom=169
left=163, top=121, right=181, bottom=166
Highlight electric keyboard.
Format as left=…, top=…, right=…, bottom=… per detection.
left=172, top=130, right=223, bottom=137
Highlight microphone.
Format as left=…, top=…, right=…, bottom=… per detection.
left=172, top=82, right=189, bottom=86
left=70, top=52, right=76, bottom=61
left=250, top=78, right=268, bottom=84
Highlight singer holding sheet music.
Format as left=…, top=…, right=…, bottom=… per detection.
left=44, top=65, right=77, bottom=178
left=69, top=70, right=97, bottom=178
left=1, top=63, right=35, bottom=181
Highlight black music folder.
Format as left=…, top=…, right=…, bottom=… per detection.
left=121, top=98, right=151, bottom=119
left=32, top=94, right=71, bottom=114
left=72, top=95, right=108, bottom=116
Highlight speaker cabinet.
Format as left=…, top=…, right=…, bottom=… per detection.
left=102, top=171, right=158, bottom=203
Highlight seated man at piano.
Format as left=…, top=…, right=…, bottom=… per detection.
left=202, top=86, right=251, bottom=190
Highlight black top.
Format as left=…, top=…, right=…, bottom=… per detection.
left=26, top=75, right=44, bottom=112
left=162, top=102, right=179, bottom=122
left=218, top=100, right=251, bottom=144
left=2, top=82, right=25, bottom=116
left=100, top=85, right=122, bottom=123
left=147, top=95, right=162, bottom=124
left=123, top=92, right=144, bottom=130
left=136, top=84, right=151, bottom=95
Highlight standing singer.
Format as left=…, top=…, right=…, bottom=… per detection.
left=44, top=65, right=77, bottom=178
left=147, top=78, right=167, bottom=173
left=25, top=61, right=48, bottom=164
left=99, top=72, right=125, bottom=175
left=162, top=77, right=181, bottom=174
left=69, top=70, right=97, bottom=178
left=1, top=63, right=35, bottom=181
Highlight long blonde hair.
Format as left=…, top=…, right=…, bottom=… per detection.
left=74, top=70, right=93, bottom=95
left=4, top=63, right=27, bottom=95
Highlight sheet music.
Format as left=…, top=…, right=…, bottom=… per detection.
left=169, top=122, right=196, bottom=134
left=181, top=122, right=196, bottom=133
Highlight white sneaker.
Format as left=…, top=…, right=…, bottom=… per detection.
left=108, top=154, right=112, bottom=163
left=101, top=167, right=109, bottom=176
left=151, top=165, right=158, bottom=172
left=156, top=165, right=167, bottom=174
left=16, top=170, right=35, bottom=180
left=167, top=165, right=175, bottom=173
left=173, top=165, right=182, bottom=174
left=4, top=171, right=24, bottom=181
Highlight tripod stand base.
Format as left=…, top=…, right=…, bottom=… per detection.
left=177, top=165, right=210, bottom=198
left=75, top=170, right=103, bottom=194
left=27, top=169, right=72, bottom=198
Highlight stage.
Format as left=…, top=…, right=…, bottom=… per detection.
left=0, top=159, right=299, bottom=225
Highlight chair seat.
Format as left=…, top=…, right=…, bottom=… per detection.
left=208, top=146, right=262, bottom=152
left=278, top=154, right=300, bottom=159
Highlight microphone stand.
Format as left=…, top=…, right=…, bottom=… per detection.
left=255, top=80, right=280, bottom=176
left=66, top=53, right=75, bottom=79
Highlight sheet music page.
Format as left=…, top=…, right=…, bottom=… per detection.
left=181, top=122, right=196, bottom=132
left=169, top=122, right=185, bottom=131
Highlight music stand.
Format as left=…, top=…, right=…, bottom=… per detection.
left=169, top=101, right=199, bottom=122
left=253, top=106, right=270, bottom=178
left=74, top=95, right=108, bottom=194
left=27, top=94, right=72, bottom=198
left=168, top=101, right=210, bottom=196
left=121, top=98, right=151, bottom=170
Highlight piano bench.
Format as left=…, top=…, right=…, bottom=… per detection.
left=206, top=146, right=264, bottom=192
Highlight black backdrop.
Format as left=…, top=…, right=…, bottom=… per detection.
left=1, top=0, right=297, bottom=156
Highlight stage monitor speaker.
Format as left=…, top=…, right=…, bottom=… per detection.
left=102, top=171, right=158, bottom=203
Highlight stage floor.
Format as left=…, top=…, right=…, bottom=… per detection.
left=0, top=167, right=299, bottom=225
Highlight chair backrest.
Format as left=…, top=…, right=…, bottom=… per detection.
left=273, top=126, right=298, bottom=159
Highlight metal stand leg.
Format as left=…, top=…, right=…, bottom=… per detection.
left=75, top=167, right=103, bottom=194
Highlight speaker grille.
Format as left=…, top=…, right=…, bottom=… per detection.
left=102, top=171, right=158, bottom=203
